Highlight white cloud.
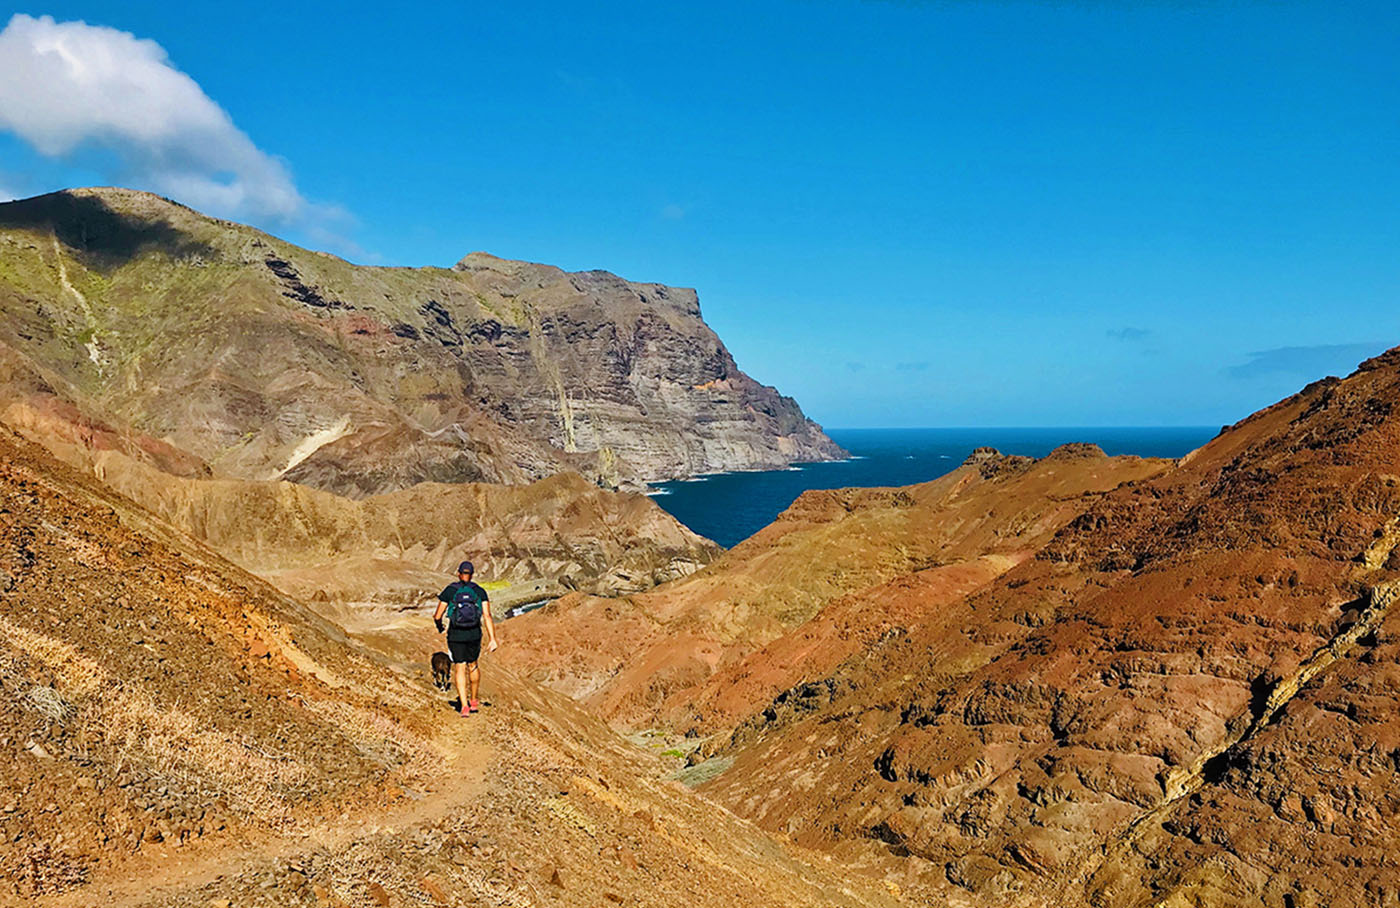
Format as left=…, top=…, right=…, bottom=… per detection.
left=0, top=14, right=305, bottom=221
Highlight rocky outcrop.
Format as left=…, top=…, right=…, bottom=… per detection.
left=687, top=345, right=1400, bottom=906
left=0, top=359, right=719, bottom=620
left=0, top=188, right=843, bottom=497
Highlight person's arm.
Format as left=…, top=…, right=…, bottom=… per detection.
left=433, top=595, right=447, bottom=632
left=483, top=599, right=498, bottom=652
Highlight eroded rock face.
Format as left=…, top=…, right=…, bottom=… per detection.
left=31, top=433, right=719, bottom=606
left=693, top=347, right=1400, bottom=906
left=0, top=188, right=842, bottom=496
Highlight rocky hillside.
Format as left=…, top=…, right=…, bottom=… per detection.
left=0, top=425, right=896, bottom=908
left=15, top=410, right=719, bottom=602
left=0, top=355, right=719, bottom=645
left=498, top=444, right=1171, bottom=729
left=0, top=187, right=842, bottom=498
left=687, top=350, right=1400, bottom=906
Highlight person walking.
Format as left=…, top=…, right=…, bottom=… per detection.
left=433, top=560, right=498, bottom=716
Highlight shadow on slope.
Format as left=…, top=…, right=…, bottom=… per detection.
left=0, top=191, right=216, bottom=270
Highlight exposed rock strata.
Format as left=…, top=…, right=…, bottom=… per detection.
left=0, top=188, right=842, bottom=497
left=38, top=431, right=718, bottom=602
left=690, top=347, right=1400, bottom=906
left=1, top=378, right=718, bottom=616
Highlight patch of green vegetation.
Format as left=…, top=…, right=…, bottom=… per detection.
left=660, top=748, right=686, bottom=759
left=472, top=291, right=503, bottom=321
left=673, top=756, right=734, bottom=788
left=0, top=236, right=61, bottom=297
left=71, top=265, right=112, bottom=306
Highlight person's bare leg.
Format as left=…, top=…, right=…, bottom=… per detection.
left=468, top=661, right=480, bottom=705
left=453, top=662, right=469, bottom=714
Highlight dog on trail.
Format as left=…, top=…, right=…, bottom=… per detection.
left=430, top=651, right=452, bottom=691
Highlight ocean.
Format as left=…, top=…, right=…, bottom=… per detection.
left=648, top=426, right=1216, bottom=548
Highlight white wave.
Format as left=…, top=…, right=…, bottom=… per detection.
left=644, top=488, right=672, bottom=496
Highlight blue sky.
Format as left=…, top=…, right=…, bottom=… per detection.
left=1, top=1, right=1397, bottom=428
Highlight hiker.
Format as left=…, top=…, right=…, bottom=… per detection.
left=433, top=560, right=499, bottom=716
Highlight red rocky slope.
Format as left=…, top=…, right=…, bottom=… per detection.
left=500, top=445, right=1171, bottom=729
left=696, top=350, right=1400, bottom=906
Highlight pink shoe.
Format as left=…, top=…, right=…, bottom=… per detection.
left=469, top=699, right=480, bottom=713
left=459, top=705, right=470, bottom=717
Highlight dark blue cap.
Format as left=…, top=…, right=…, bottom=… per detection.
left=457, top=561, right=474, bottom=575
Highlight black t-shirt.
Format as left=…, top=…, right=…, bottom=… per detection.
left=438, top=580, right=489, bottom=641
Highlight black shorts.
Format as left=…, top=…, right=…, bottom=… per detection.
left=447, top=636, right=482, bottom=664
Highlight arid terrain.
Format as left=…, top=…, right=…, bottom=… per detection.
left=500, top=444, right=1171, bottom=731
left=0, top=426, right=899, bottom=908
left=502, top=350, right=1400, bottom=907
left=6, top=185, right=1400, bottom=908
left=0, top=189, right=737, bottom=623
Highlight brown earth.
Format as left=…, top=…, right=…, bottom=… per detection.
left=8, top=400, right=719, bottom=601
left=0, top=187, right=842, bottom=496
left=0, top=425, right=900, bottom=908
left=685, top=350, right=1400, bottom=906
left=498, top=444, right=1172, bottom=730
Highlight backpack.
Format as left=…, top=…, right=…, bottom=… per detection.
left=449, top=584, right=483, bottom=631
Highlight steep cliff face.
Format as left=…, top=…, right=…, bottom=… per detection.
left=0, top=188, right=842, bottom=498
left=692, top=349, right=1400, bottom=906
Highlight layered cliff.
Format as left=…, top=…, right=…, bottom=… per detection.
left=0, top=349, right=720, bottom=619
left=0, top=187, right=842, bottom=497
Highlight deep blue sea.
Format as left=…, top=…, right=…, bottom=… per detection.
left=649, top=427, right=1216, bottom=548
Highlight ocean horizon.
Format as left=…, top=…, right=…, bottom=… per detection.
left=649, top=426, right=1216, bottom=548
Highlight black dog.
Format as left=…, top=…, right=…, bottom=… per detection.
left=430, top=651, right=452, bottom=691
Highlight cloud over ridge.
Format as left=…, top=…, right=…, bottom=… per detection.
left=0, top=13, right=304, bottom=221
